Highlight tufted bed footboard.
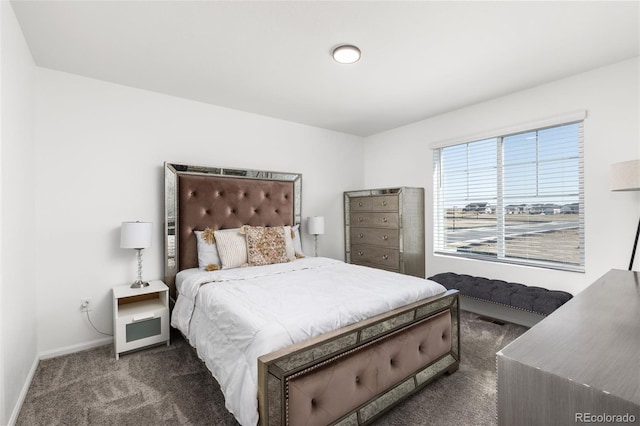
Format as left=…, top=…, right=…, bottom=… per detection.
left=258, top=290, right=460, bottom=426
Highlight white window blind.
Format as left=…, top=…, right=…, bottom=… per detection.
left=433, top=121, right=584, bottom=271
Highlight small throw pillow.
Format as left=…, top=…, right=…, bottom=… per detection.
left=194, top=228, right=221, bottom=271
left=291, top=224, right=305, bottom=258
left=214, top=228, right=248, bottom=269
left=283, top=225, right=296, bottom=261
left=244, top=226, right=291, bottom=266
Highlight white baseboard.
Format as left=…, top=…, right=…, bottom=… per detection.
left=7, top=355, right=39, bottom=426
left=39, top=336, right=113, bottom=360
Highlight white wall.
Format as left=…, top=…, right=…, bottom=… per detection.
left=364, top=58, right=640, bottom=295
left=34, top=68, right=364, bottom=355
left=0, top=1, right=38, bottom=424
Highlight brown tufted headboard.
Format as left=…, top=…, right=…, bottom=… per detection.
left=164, top=162, right=302, bottom=299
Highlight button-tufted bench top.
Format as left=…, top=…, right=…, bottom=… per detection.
left=428, top=272, right=572, bottom=316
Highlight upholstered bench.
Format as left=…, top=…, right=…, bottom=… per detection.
left=428, top=272, right=573, bottom=324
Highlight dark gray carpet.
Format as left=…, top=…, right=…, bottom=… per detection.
left=17, top=311, right=526, bottom=425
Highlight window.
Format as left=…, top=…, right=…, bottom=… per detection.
left=433, top=120, right=584, bottom=271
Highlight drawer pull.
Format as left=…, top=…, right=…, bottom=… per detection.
left=382, top=254, right=389, bottom=260
left=383, top=235, right=388, bottom=240
left=132, top=313, right=155, bottom=323
left=358, top=217, right=364, bottom=222
left=382, top=217, right=388, bottom=223
left=358, top=251, right=364, bottom=256
left=382, top=200, right=387, bottom=206
left=358, top=201, right=363, bottom=207
left=359, top=233, right=364, bottom=238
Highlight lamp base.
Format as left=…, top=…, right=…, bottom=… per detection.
left=130, top=280, right=149, bottom=289
left=314, top=235, right=319, bottom=257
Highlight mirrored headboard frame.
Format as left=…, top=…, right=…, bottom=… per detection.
left=164, top=162, right=302, bottom=296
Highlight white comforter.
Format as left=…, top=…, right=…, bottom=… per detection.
left=171, top=257, right=446, bottom=426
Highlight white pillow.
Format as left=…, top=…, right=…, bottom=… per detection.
left=283, top=226, right=296, bottom=261
left=214, top=228, right=248, bottom=269
left=292, top=224, right=305, bottom=258
left=194, top=228, right=221, bottom=271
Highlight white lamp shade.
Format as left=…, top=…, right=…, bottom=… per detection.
left=307, top=216, right=325, bottom=235
left=610, top=159, right=640, bottom=191
left=120, top=221, right=152, bottom=249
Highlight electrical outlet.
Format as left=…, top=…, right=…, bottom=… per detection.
left=80, top=298, right=92, bottom=312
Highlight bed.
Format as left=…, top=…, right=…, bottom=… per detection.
left=164, top=162, right=460, bottom=426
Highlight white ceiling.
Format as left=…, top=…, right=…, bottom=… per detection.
left=11, top=1, right=640, bottom=136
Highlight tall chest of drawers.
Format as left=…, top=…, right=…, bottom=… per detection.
left=344, top=187, right=425, bottom=278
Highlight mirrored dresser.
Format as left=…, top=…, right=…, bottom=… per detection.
left=344, top=187, right=425, bottom=278
left=497, top=269, right=640, bottom=424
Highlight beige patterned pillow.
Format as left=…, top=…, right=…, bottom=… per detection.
left=243, top=226, right=291, bottom=266
left=214, top=228, right=248, bottom=269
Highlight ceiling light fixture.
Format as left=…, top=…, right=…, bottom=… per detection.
left=332, top=45, right=361, bottom=64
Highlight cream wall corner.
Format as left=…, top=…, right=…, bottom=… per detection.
left=1, top=1, right=38, bottom=424
left=363, top=57, right=640, bottom=295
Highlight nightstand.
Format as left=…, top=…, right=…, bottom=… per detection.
left=112, top=280, right=170, bottom=360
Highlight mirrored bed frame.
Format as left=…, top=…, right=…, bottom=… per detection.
left=164, top=162, right=460, bottom=426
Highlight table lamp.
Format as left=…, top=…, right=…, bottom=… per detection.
left=121, top=221, right=152, bottom=287
left=307, top=216, right=325, bottom=257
